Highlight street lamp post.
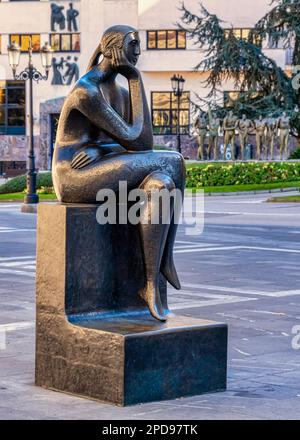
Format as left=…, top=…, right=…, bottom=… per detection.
left=171, top=74, right=185, bottom=154
left=7, top=39, right=53, bottom=212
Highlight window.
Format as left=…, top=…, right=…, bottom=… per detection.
left=147, top=30, right=186, bottom=50
left=50, top=33, right=81, bottom=52
left=10, top=34, right=41, bottom=52
left=286, top=48, right=293, bottom=65
left=151, top=91, right=190, bottom=135
left=268, top=36, right=285, bottom=49
left=224, top=90, right=261, bottom=108
left=224, top=28, right=261, bottom=46
left=0, top=81, right=26, bottom=135
left=0, top=161, right=26, bottom=178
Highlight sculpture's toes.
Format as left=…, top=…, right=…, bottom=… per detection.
left=161, top=256, right=181, bottom=290
left=139, top=281, right=167, bottom=322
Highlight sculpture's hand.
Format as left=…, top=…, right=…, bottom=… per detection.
left=71, top=147, right=105, bottom=170
left=111, top=47, right=138, bottom=78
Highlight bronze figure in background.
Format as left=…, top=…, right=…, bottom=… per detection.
left=278, top=112, right=290, bottom=160
left=194, top=112, right=208, bottom=160
left=207, top=105, right=220, bottom=160
left=265, top=117, right=277, bottom=160
left=235, top=114, right=253, bottom=160
left=223, top=110, right=237, bottom=160
left=254, top=115, right=266, bottom=160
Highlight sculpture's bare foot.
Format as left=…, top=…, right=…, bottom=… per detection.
left=161, top=255, right=181, bottom=290
left=139, top=281, right=166, bottom=322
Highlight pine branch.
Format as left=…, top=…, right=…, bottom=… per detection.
left=253, top=0, right=300, bottom=64
left=178, top=1, right=299, bottom=136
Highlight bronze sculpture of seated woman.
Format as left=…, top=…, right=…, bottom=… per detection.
left=52, top=25, right=185, bottom=322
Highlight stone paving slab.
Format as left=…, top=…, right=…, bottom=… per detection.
left=0, top=194, right=300, bottom=419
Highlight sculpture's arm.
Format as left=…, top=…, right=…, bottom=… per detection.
left=74, top=80, right=144, bottom=145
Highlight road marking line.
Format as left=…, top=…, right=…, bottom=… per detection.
left=244, top=245, right=300, bottom=254
left=0, top=256, right=35, bottom=262
left=0, top=268, right=35, bottom=277
left=175, top=243, right=214, bottom=250
left=205, top=210, right=300, bottom=217
left=0, top=229, right=35, bottom=233
left=169, top=296, right=257, bottom=309
left=0, top=321, right=35, bottom=332
left=233, top=348, right=251, bottom=356
left=0, top=260, right=36, bottom=267
left=0, top=321, right=35, bottom=350
left=175, top=245, right=300, bottom=254
left=175, top=245, right=240, bottom=254
left=182, top=283, right=300, bottom=298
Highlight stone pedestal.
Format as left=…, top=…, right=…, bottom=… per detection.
left=35, top=203, right=227, bottom=406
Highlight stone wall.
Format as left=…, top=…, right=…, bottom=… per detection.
left=39, top=97, right=65, bottom=170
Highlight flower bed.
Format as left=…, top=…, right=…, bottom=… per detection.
left=186, top=162, right=300, bottom=188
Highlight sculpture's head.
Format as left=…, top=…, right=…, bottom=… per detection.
left=87, top=25, right=140, bottom=71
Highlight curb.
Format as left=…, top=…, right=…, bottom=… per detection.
left=205, top=187, right=300, bottom=197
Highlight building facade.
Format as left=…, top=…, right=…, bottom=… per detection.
left=0, top=0, right=294, bottom=174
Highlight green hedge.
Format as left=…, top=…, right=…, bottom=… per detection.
left=186, top=162, right=300, bottom=188
left=0, top=172, right=53, bottom=194
left=289, top=148, right=300, bottom=159
left=2, top=163, right=300, bottom=193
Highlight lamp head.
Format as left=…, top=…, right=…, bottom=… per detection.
left=7, top=41, right=21, bottom=76
left=41, top=42, right=54, bottom=74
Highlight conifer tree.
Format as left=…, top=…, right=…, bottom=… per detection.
left=179, top=1, right=300, bottom=139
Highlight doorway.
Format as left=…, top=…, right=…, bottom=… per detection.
left=49, top=113, right=60, bottom=170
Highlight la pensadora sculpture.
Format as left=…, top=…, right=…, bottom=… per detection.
left=52, top=25, right=185, bottom=321
left=36, top=25, right=227, bottom=406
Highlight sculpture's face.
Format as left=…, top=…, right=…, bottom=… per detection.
left=123, top=32, right=141, bottom=65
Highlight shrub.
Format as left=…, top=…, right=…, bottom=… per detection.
left=186, top=162, right=300, bottom=188
left=289, top=148, right=300, bottom=160
left=0, top=172, right=53, bottom=194
left=37, top=186, right=55, bottom=195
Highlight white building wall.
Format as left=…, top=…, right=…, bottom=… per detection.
left=0, top=0, right=292, bottom=168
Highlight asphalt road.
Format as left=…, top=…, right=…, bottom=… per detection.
left=0, top=192, right=300, bottom=419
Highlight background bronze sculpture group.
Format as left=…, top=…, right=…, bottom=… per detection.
left=194, top=108, right=291, bottom=161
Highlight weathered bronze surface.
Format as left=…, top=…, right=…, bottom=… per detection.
left=35, top=204, right=228, bottom=406
left=52, top=25, right=185, bottom=321
left=36, top=26, right=228, bottom=405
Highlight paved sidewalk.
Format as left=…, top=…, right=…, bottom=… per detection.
left=0, top=193, right=300, bottom=419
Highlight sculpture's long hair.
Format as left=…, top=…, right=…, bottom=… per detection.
left=86, top=24, right=137, bottom=72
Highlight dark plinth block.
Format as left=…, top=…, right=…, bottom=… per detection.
left=35, top=203, right=227, bottom=406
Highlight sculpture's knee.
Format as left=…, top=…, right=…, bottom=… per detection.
left=140, top=172, right=175, bottom=192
